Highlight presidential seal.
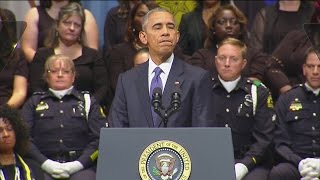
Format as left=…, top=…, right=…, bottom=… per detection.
left=139, top=140, right=191, bottom=180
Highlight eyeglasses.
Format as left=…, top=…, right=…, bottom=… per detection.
left=216, top=56, right=241, bottom=64
left=216, top=18, right=239, bottom=26
left=47, top=69, right=74, bottom=75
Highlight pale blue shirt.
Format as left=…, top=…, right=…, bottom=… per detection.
left=148, top=53, right=174, bottom=94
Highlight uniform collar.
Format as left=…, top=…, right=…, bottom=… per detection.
left=42, top=88, right=83, bottom=101
left=304, top=83, right=320, bottom=96
left=213, top=76, right=249, bottom=93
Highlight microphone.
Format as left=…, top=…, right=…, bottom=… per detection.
left=170, top=83, right=181, bottom=111
left=152, top=87, right=163, bottom=111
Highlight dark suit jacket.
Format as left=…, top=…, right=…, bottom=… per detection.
left=108, top=57, right=214, bottom=127
left=178, top=10, right=206, bottom=56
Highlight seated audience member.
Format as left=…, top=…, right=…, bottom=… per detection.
left=133, top=47, right=149, bottom=66
left=103, top=0, right=142, bottom=57
left=107, top=1, right=158, bottom=95
left=22, top=54, right=107, bottom=180
left=264, top=1, right=320, bottom=98
left=28, top=2, right=107, bottom=107
left=178, top=0, right=229, bottom=56
left=108, top=8, right=213, bottom=127
left=189, top=4, right=267, bottom=81
left=268, top=48, right=320, bottom=180
left=210, top=38, right=275, bottom=180
left=0, top=104, right=44, bottom=180
left=250, top=0, right=314, bottom=54
left=21, top=0, right=98, bottom=62
left=0, top=8, right=28, bottom=108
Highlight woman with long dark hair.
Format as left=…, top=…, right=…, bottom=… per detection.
left=0, top=8, right=28, bottom=108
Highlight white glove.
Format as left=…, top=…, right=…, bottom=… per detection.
left=301, top=176, right=320, bottom=180
left=235, top=163, right=249, bottom=180
left=62, top=161, right=84, bottom=175
left=41, top=159, right=69, bottom=178
left=299, top=159, right=313, bottom=177
left=51, top=171, right=70, bottom=179
left=300, top=158, right=320, bottom=178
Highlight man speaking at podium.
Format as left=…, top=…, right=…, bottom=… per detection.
left=108, top=8, right=213, bottom=127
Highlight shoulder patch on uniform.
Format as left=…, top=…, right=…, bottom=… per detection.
left=267, top=94, right=274, bottom=109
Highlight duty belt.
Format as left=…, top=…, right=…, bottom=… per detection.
left=47, top=150, right=82, bottom=163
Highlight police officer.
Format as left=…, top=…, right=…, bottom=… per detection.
left=268, top=48, right=320, bottom=180
left=22, top=54, right=107, bottom=180
left=210, top=38, right=275, bottom=180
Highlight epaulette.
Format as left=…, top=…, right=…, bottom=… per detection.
left=80, top=91, right=90, bottom=94
left=282, top=84, right=303, bottom=94
left=32, top=91, right=46, bottom=95
left=291, top=84, right=303, bottom=89
left=247, top=79, right=267, bottom=88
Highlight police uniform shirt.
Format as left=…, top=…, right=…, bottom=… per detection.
left=211, top=77, right=275, bottom=170
left=22, top=89, right=107, bottom=168
left=274, top=84, right=320, bottom=167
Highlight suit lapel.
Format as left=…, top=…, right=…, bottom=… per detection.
left=163, top=58, right=184, bottom=108
left=135, top=62, right=153, bottom=127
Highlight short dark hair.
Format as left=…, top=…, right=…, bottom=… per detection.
left=142, top=7, right=173, bottom=31
left=303, top=47, right=319, bottom=64
left=0, top=104, right=29, bottom=155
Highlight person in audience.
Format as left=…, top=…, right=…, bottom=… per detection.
left=210, top=38, right=275, bottom=180
left=21, top=0, right=98, bottom=62
left=250, top=0, right=314, bottom=54
left=108, top=8, right=213, bottom=127
left=268, top=48, right=320, bottom=180
left=178, top=0, right=229, bottom=56
left=189, top=4, right=267, bottom=81
left=22, top=54, right=107, bottom=180
left=103, top=0, right=142, bottom=58
left=107, top=1, right=158, bottom=97
left=0, top=104, right=44, bottom=180
left=28, top=2, right=107, bottom=108
left=264, top=0, right=320, bottom=99
left=0, top=8, right=28, bottom=108
left=133, top=47, right=149, bottom=66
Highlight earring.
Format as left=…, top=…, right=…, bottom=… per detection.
left=55, top=31, right=59, bottom=37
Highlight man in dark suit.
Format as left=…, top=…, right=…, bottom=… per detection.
left=108, top=7, right=213, bottom=127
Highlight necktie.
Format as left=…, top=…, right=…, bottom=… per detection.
left=150, top=67, right=163, bottom=126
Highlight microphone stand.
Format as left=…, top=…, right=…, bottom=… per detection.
left=152, top=87, right=181, bottom=128
left=158, top=92, right=181, bottom=128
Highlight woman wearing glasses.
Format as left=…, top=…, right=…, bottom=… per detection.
left=28, top=2, right=107, bottom=108
left=188, top=4, right=267, bottom=81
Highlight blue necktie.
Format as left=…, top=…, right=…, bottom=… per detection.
left=150, top=67, right=163, bottom=126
